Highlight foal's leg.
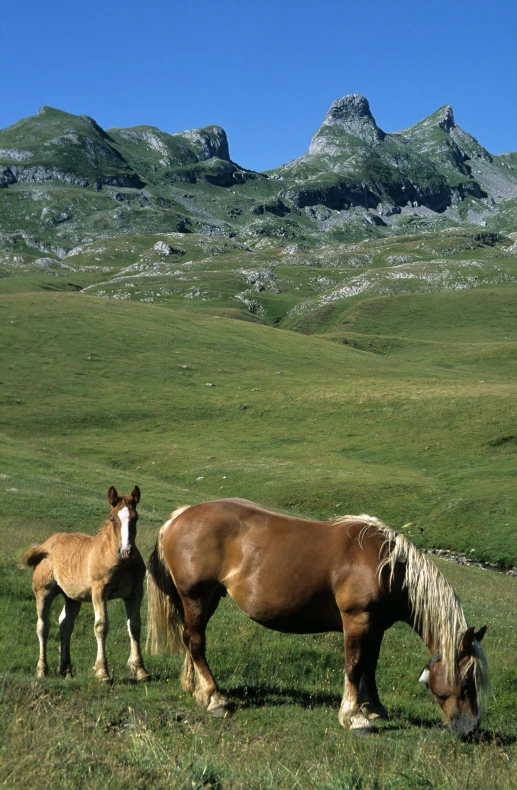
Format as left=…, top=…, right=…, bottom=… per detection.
left=34, top=586, right=58, bottom=678
left=92, top=586, right=110, bottom=681
left=58, top=597, right=81, bottom=678
left=124, top=591, right=149, bottom=681
left=338, top=612, right=373, bottom=731
left=357, top=630, right=388, bottom=721
left=181, top=591, right=228, bottom=716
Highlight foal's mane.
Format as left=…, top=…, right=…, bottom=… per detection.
left=332, top=514, right=490, bottom=691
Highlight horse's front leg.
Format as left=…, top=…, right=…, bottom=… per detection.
left=92, top=586, right=110, bottom=681
left=58, top=597, right=81, bottom=678
left=357, top=630, right=389, bottom=721
left=124, top=591, right=149, bottom=681
left=338, top=613, right=373, bottom=732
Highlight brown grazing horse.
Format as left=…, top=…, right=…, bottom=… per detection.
left=147, top=498, right=490, bottom=738
left=20, top=485, right=148, bottom=682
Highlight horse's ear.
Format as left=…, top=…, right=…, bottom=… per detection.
left=475, top=625, right=488, bottom=643
left=107, top=486, right=119, bottom=506
left=131, top=485, right=141, bottom=504
left=460, top=626, right=476, bottom=653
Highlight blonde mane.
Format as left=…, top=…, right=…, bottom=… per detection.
left=332, top=515, right=490, bottom=692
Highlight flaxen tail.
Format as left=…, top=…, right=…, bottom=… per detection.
left=146, top=534, right=185, bottom=655
left=19, top=544, right=48, bottom=569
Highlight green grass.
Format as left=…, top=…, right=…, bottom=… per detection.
left=2, top=528, right=517, bottom=788
left=1, top=277, right=517, bottom=787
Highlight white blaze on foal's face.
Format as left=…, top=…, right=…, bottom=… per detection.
left=118, top=506, right=131, bottom=557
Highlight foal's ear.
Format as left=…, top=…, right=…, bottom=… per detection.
left=107, top=486, right=119, bottom=506
left=131, top=485, right=141, bottom=504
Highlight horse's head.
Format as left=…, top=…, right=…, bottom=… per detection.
left=419, top=625, right=488, bottom=739
left=107, top=485, right=141, bottom=559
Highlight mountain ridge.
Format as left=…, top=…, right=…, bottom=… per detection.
left=1, top=95, right=516, bottom=255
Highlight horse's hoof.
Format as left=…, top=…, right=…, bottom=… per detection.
left=352, top=726, right=375, bottom=738
left=135, top=668, right=150, bottom=682
left=207, top=697, right=232, bottom=718
left=208, top=704, right=231, bottom=718
left=36, top=668, right=48, bottom=679
left=350, top=714, right=373, bottom=734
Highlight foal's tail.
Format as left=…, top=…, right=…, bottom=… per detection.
left=19, top=544, right=48, bottom=569
left=146, top=531, right=185, bottom=655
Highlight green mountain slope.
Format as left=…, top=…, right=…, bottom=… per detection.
left=1, top=290, right=516, bottom=566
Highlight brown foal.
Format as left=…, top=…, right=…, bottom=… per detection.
left=148, top=498, right=489, bottom=737
left=20, top=485, right=148, bottom=682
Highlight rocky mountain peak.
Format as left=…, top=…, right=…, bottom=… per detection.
left=324, top=94, right=375, bottom=125
left=308, top=94, right=385, bottom=154
left=437, top=105, right=456, bottom=132
left=173, top=125, right=230, bottom=162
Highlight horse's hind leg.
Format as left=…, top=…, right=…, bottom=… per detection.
left=124, top=590, right=149, bottom=681
left=34, top=585, right=58, bottom=678
left=180, top=592, right=220, bottom=693
left=181, top=590, right=229, bottom=716
left=180, top=653, right=197, bottom=693
left=58, top=597, right=81, bottom=678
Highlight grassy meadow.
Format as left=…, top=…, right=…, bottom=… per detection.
left=1, top=282, right=517, bottom=788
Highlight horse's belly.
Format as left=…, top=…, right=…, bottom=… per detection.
left=58, top=579, right=92, bottom=602
left=228, top=586, right=343, bottom=634
left=252, top=612, right=343, bottom=634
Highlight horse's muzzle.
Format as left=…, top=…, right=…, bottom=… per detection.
left=119, top=546, right=133, bottom=560
left=449, top=715, right=479, bottom=740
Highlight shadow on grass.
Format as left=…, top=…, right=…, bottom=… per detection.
left=473, top=730, right=517, bottom=746
left=227, top=682, right=342, bottom=709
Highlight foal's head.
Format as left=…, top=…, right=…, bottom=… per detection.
left=419, top=625, right=488, bottom=739
left=107, top=485, right=141, bottom=559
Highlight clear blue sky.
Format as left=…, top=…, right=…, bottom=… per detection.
left=2, top=0, right=516, bottom=171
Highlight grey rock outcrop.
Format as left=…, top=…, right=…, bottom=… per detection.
left=173, top=126, right=231, bottom=162
left=0, top=148, right=34, bottom=162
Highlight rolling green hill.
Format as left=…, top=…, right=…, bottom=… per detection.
left=1, top=289, right=516, bottom=566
